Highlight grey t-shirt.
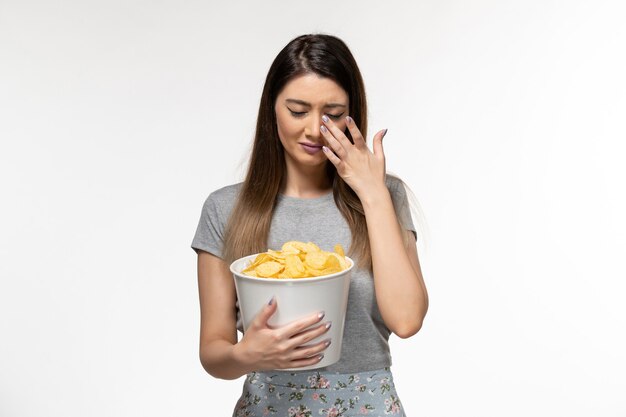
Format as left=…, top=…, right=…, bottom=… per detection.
left=191, top=175, right=416, bottom=374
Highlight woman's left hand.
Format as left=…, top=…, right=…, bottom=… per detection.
left=320, top=114, right=388, bottom=199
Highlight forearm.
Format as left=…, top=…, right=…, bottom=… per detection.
left=200, top=338, right=252, bottom=380
left=361, top=186, right=429, bottom=338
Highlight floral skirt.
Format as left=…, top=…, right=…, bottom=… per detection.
left=232, top=367, right=405, bottom=417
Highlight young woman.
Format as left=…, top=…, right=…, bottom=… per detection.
left=192, top=34, right=428, bottom=416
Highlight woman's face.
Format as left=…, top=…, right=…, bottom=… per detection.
left=275, top=73, right=349, bottom=169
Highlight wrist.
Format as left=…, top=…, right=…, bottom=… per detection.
left=232, top=339, right=254, bottom=375
left=358, top=183, right=390, bottom=210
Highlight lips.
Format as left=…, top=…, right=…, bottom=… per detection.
left=300, top=142, right=323, bottom=155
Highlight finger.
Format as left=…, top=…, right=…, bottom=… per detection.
left=251, top=295, right=278, bottom=329
left=287, top=321, right=332, bottom=349
left=322, top=145, right=342, bottom=167
left=287, top=353, right=325, bottom=369
left=275, top=310, right=325, bottom=339
left=289, top=339, right=331, bottom=361
left=320, top=124, right=347, bottom=159
left=344, top=116, right=367, bottom=150
left=372, top=129, right=387, bottom=159
left=322, top=114, right=352, bottom=149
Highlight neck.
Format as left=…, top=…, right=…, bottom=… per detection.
left=282, top=158, right=332, bottom=199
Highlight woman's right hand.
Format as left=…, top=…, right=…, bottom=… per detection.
left=233, top=297, right=332, bottom=371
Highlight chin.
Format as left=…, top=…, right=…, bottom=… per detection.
left=299, top=155, right=328, bottom=167
left=285, top=150, right=325, bottom=167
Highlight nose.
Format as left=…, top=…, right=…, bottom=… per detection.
left=305, top=113, right=324, bottom=140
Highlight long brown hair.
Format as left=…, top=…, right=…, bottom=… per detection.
left=223, top=34, right=372, bottom=268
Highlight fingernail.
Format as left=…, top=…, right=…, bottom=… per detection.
left=325, top=322, right=332, bottom=329
left=325, top=340, right=331, bottom=347
left=320, top=125, right=328, bottom=133
left=268, top=296, right=274, bottom=305
left=322, top=146, right=329, bottom=153
left=318, top=311, right=325, bottom=319
left=318, top=354, right=325, bottom=361
left=345, top=116, right=352, bottom=125
left=382, top=129, right=388, bottom=138
left=321, top=114, right=329, bottom=123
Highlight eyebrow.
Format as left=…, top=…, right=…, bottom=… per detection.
left=285, top=98, right=347, bottom=109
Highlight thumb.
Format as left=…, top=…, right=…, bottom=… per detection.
left=253, top=296, right=278, bottom=328
left=373, top=129, right=387, bottom=158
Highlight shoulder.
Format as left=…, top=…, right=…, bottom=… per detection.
left=385, top=174, right=407, bottom=197
left=201, top=182, right=243, bottom=215
left=207, top=182, right=243, bottom=203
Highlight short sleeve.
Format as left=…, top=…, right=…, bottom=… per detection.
left=387, top=176, right=417, bottom=241
left=191, top=192, right=227, bottom=258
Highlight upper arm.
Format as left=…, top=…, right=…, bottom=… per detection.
left=197, top=250, right=238, bottom=346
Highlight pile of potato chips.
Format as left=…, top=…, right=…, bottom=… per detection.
left=242, top=241, right=349, bottom=279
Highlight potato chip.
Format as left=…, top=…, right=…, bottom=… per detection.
left=241, top=241, right=349, bottom=279
left=330, top=252, right=348, bottom=270
left=242, top=253, right=273, bottom=273
left=304, top=252, right=329, bottom=270
left=283, top=254, right=305, bottom=278
left=305, top=265, right=342, bottom=277
left=306, top=251, right=340, bottom=270
left=282, top=241, right=321, bottom=254
left=255, top=261, right=283, bottom=278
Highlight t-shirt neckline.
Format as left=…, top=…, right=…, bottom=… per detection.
left=277, top=191, right=334, bottom=205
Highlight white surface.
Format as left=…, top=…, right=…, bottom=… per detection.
left=230, top=255, right=353, bottom=370
left=1, top=0, right=625, bottom=416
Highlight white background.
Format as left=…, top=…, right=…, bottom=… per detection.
left=1, top=0, right=625, bottom=416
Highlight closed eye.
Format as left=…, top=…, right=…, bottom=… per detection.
left=288, top=109, right=345, bottom=119
left=289, top=110, right=307, bottom=117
